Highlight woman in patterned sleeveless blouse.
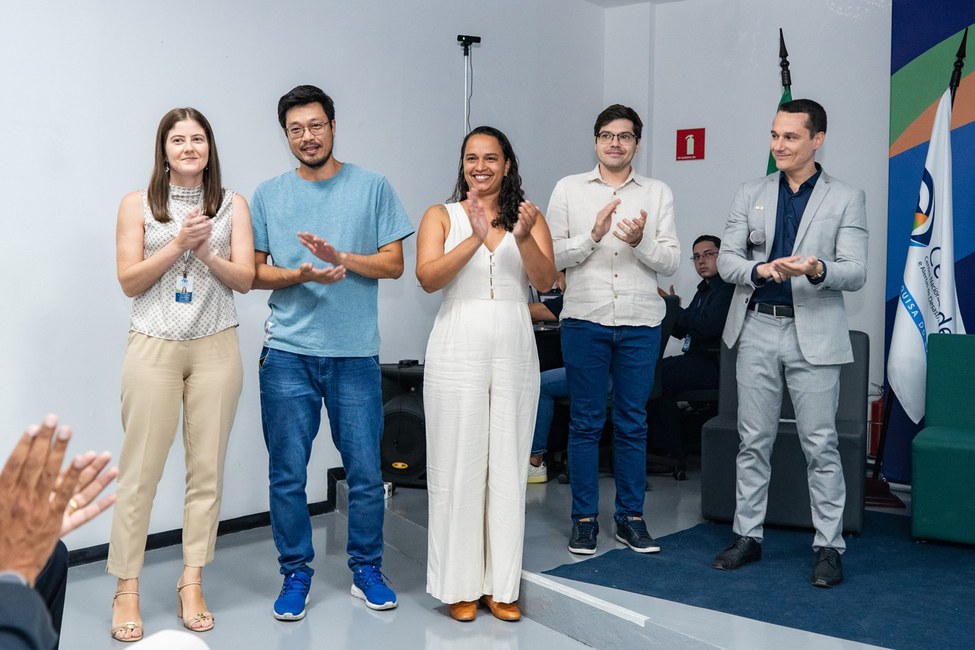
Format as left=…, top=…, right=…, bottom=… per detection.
left=416, top=127, right=557, bottom=622
left=108, top=108, right=254, bottom=641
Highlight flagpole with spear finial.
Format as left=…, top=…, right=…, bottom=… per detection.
left=949, top=27, right=968, bottom=106
left=767, top=29, right=794, bottom=174
left=779, top=27, right=792, bottom=90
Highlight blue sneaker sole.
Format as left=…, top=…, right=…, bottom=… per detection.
left=351, top=585, right=397, bottom=610
left=273, top=595, right=309, bottom=621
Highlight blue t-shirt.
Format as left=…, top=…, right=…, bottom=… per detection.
left=251, top=164, right=414, bottom=357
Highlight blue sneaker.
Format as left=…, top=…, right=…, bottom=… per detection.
left=351, top=565, right=397, bottom=610
left=273, top=570, right=311, bottom=621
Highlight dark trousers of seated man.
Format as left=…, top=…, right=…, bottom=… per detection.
left=650, top=353, right=719, bottom=461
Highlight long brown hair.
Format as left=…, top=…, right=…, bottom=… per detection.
left=146, top=107, right=223, bottom=223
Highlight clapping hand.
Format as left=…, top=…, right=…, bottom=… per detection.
left=466, top=190, right=490, bottom=242
left=176, top=208, right=212, bottom=253
left=298, top=232, right=344, bottom=266
left=614, top=209, right=647, bottom=247
left=591, top=199, right=619, bottom=242
left=513, top=201, right=541, bottom=240
left=296, top=232, right=347, bottom=284
left=771, top=255, right=821, bottom=279
left=759, top=255, right=820, bottom=283
left=657, top=284, right=681, bottom=305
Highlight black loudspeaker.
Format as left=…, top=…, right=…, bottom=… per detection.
left=380, top=362, right=427, bottom=487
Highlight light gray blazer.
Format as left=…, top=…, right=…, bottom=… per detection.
left=717, top=168, right=868, bottom=365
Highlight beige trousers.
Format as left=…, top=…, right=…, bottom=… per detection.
left=107, top=328, right=243, bottom=578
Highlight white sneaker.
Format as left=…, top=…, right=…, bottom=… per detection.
left=527, top=461, right=549, bottom=484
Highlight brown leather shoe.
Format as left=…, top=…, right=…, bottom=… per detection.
left=479, top=595, right=521, bottom=621
left=448, top=601, right=477, bottom=622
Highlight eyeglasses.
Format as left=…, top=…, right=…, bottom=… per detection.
left=286, top=122, right=329, bottom=139
left=596, top=131, right=637, bottom=144
left=690, top=249, right=719, bottom=261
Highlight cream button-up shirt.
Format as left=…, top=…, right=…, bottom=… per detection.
left=547, top=165, right=680, bottom=327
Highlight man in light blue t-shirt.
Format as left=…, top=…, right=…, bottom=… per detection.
left=251, top=85, right=414, bottom=620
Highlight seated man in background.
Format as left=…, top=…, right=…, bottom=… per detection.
left=528, top=273, right=566, bottom=484
left=650, top=235, right=733, bottom=476
left=528, top=271, right=565, bottom=327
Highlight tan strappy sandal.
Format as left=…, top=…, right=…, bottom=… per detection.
left=176, top=580, right=214, bottom=632
left=110, top=590, right=144, bottom=642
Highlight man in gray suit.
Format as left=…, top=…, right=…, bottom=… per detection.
left=711, top=99, right=867, bottom=587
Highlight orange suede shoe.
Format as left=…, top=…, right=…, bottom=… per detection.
left=448, top=600, right=477, bottom=621
left=479, top=595, right=521, bottom=621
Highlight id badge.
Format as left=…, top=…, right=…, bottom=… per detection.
left=176, top=275, right=193, bottom=303
left=682, top=335, right=691, bottom=353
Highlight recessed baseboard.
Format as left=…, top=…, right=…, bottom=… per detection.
left=67, top=466, right=345, bottom=567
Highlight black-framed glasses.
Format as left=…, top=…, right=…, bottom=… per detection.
left=287, top=122, right=329, bottom=139
left=691, top=249, right=719, bottom=261
left=596, top=131, right=637, bottom=144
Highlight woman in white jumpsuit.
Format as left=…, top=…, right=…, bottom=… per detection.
left=416, top=127, right=557, bottom=622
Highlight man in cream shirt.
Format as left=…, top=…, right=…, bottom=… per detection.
left=547, top=104, right=680, bottom=556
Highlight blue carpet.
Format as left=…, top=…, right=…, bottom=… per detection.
left=544, top=512, right=975, bottom=649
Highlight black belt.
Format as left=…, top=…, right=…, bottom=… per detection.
left=748, top=302, right=794, bottom=317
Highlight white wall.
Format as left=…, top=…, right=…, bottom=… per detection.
left=645, top=0, right=892, bottom=385
left=604, top=3, right=654, bottom=173
left=0, top=0, right=605, bottom=549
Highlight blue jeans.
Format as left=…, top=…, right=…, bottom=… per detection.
left=561, top=319, right=659, bottom=522
left=531, top=367, right=568, bottom=455
left=531, top=368, right=612, bottom=456
left=259, top=348, right=385, bottom=575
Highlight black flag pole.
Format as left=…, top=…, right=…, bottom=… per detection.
left=949, top=26, right=968, bottom=106
left=767, top=29, right=794, bottom=174
left=779, top=27, right=792, bottom=91
left=871, top=26, right=969, bottom=497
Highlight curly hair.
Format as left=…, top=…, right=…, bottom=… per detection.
left=448, top=126, right=525, bottom=232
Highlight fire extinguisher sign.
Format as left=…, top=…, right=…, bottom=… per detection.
left=676, top=128, right=705, bottom=161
